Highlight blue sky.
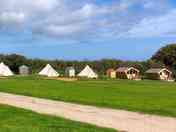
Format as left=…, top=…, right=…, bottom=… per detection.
left=0, top=0, right=176, bottom=60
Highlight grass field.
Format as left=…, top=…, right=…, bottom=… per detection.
left=0, top=104, right=116, bottom=132
left=0, top=76, right=176, bottom=117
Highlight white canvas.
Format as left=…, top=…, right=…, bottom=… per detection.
left=78, top=65, right=98, bottom=78
left=39, top=64, right=59, bottom=77
left=0, top=62, right=13, bottom=76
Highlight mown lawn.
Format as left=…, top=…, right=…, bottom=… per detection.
left=0, top=76, right=176, bottom=117
left=0, top=104, right=116, bottom=132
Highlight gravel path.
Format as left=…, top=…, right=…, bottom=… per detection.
left=0, top=92, right=176, bottom=132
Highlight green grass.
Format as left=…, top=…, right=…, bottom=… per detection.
left=0, top=104, right=116, bottom=132
left=0, top=76, right=176, bottom=117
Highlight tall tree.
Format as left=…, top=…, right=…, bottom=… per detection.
left=151, top=44, right=176, bottom=67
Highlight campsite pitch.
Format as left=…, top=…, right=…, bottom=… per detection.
left=0, top=104, right=116, bottom=132
left=0, top=76, right=176, bottom=117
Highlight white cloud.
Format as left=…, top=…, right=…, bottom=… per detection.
left=34, top=23, right=87, bottom=37
left=0, top=12, right=25, bottom=24
left=0, top=0, right=60, bottom=11
left=0, top=0, right=174, bottom=40
left=31, top=2, right=120, bottom=38
left=0, top=11, right=25, bottom=29
left=80, top=4, right=94, bottom=18
left=29, top=0, right=59, bottom=11
left=126, top=9, right=176, bottom=37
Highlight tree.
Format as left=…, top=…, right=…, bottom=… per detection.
left=151, top=44, right=176, bottom=67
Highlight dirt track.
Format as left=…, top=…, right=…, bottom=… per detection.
left=0, top=92, right=176, bottom=132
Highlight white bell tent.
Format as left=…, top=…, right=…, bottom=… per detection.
left=0, top=62, right=13, bottom=76
left=39, top=64, right=59, bottom=77
left=77, top=65, right=98, bottom=78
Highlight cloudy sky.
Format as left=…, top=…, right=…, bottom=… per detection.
left=0, top=0, right=176, bottom=60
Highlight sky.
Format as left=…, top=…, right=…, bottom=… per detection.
left=0, top=0, right=176, bottom=61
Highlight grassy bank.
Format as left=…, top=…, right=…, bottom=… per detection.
left=0, top=104, right=116, bottom=132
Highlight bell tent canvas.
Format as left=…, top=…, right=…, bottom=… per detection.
left=78, top=65, right=98, bottom=78
left=0, top=62, right=13, bottom=76
left=39, top=64, right=59, bottom=77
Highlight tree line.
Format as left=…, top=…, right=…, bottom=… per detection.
left=0, top=43, right=175, bottom=76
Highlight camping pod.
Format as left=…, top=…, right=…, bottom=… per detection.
left=0, top=62, right=13, bottom=76
left=65, top=67, right=75, bottom=77
left=106, top=69, right=116, bottom=78
left=116, top=67, right=140, bottom=80
left=145, top=68, right=174, bottom=81
left=77, top=65, right=98, bottom=79
left=39, top=64, right=59, bottom=77
left=19, top=65, right=30, bottom=75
